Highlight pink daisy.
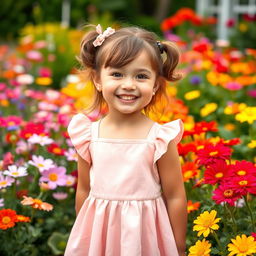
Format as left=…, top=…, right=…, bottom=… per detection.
left=39, top=166, right=67, bottom=190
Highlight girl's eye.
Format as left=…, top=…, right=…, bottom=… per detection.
left=111, top=72, right=122, bottom=78
left=137, top=74, right=149, bottom=79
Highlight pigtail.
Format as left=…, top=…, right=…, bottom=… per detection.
left=77, top=28, right=99, bottom=69
left=161, top=41, right=182, bottom=82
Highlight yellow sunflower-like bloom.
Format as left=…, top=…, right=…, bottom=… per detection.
left=188, top=239, right=212, bottom=256
left=200, top=103, right=218, bottom=117
left=193, top=210, right=221, bottom=237
left=184, top=90, right=201, bottom=100
left=228, top=234, right=256, bottom=256
left=247, top=140, right=256, bottom=149
left=235, top=107, right=256, bottom=124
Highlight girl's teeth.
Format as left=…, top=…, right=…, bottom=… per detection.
left=118, top=96, right=136, bottom=100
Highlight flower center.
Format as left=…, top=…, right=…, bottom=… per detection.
left=38, top=163, right=45, bottom=167
left=12, top=172, right=19, bottom=176
left=184, top=170, right=193, bottom=179
left=239, top=180, right=248, bottom=186
left=49, top=173, right=58, bottom=181
left=237, top=170, right=246, bottom=176
left=209, top=151, right=218, bottom=156
left=53, top=148, right=61, bottom=154
left=215, top=172, right=223, bottom=178
left=33, top=199, right=42, bottom=205
left=0, top=181, right=7, bottom=186
left=239, top=243, right=248, bottom=252
left=2, top=216, right=11, bottom=224
left=224, top=189, right=233, bottom=197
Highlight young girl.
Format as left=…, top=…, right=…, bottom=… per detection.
left=64, top=24, right=187, bottom=256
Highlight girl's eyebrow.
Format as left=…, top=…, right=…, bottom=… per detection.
left=134, top=68, right=152, bottom=74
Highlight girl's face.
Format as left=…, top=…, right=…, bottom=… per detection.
left=94, top=50, right=158, bottom=116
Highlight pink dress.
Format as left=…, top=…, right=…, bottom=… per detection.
left=64, top=113, right=184, bottom=256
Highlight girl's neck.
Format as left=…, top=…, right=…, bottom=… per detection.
left=102, top=112, right=148, bottom=127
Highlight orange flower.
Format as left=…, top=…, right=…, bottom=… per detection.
left=21, top=196, right=53, bottom=211
left=0, top=209, right=17, bottom=230
left=187, top=200, right=200, bottom=213
left=16, top=215, right=31, bottom=223
left=182, top=162, right=199, bottom=182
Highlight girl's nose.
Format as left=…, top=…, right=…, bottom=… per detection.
left=121, top=78, right=136, bottom=90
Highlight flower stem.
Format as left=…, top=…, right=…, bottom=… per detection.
left=212, top=231, right=225, bottom=256
left=244, top=194, right=255, bottom=232
left=224, top=203, right=237, bottom=234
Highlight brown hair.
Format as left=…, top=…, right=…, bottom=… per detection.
left=78, top=25, right=182, bottom=117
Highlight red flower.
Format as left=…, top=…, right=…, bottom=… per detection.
left=20, top=122, right=47, bottom=139
left=47, top=143, right=65, bottom=156
left=230, top=160, right=256, bottom=178
left=186, top=121, right=218, bottom=136
left=204, top=160, right=230, bottom=185
left=212, top=184, right=241, bottom=206
left=196, top=143, right=232, bottom=166
left=222, top=138, right=241, bottom=146
left=230, top=175, right=256, bottom=196
left=177, top=142, right=197, bottom=157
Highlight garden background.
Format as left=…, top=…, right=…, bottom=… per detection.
left=0, top=0, right=256, bottom=255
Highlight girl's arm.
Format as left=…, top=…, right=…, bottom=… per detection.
left=157, top=140, right=187, bottom=256
left=75, top=154, right=91, bottom=215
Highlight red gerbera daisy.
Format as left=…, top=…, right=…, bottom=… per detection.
left=212, top=184, right=241, bottom=206
left=178, top=142, right=197, bottom=157
left=204, top=160, right=230, bottom=185
left=230, top=175, right=256, bottom=196
left=196, top=143, right=232, bottom=166
left=230, top=160, right=256, bottom=177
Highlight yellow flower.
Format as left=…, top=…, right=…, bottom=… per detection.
left=239, top=23, right=248, bottom=32
left=35, top=77, right=52, bottom=86
left=188, top=239, right=211, bottom=256
left=184, top=90, right=201, bottom=100
left=193, top=210, right=221, bottom=237
left=248, top=140, right=256, bottom=149
left=235, top=107, right=256, bottom=124
left=224, top=103, right=247, bottom=115
left=228, top=234, right=256, bottom=256
left=200, top=103, right=218, bottom=117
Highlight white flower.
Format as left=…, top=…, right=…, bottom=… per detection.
left=3, top=165, right=28, bottom=178
left=16, top=74, right=34, bottom=85
left=28, top=155, right=55, bottom=172
left=28, top=134, right=53, bottom=146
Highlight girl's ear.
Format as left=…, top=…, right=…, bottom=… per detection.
left=91, top=70, right=102, bottom=92
left=154, top=76, right=164, bottom=93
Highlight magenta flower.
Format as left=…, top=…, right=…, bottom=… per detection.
left=39, top=166, right=67, bottom=190
left=224, top=81, right=242, bottom=91
left=212, top=184, right=241, bottom=206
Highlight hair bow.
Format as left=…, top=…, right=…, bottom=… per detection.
left=93, top=24, right=115, bottom=47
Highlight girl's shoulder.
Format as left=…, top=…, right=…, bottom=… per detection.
left=67, top=113, right=92, bottom=163
left=152, top=119, right=184, bottom=163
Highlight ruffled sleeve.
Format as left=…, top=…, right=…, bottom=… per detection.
left=154, top=119, right=184, bottom=164
left=67, top=113, right=92, bottom=164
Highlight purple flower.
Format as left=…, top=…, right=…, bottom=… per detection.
left=190, top=75, right=202, bottom=85
left=39, top=166, right=67, bottom=190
